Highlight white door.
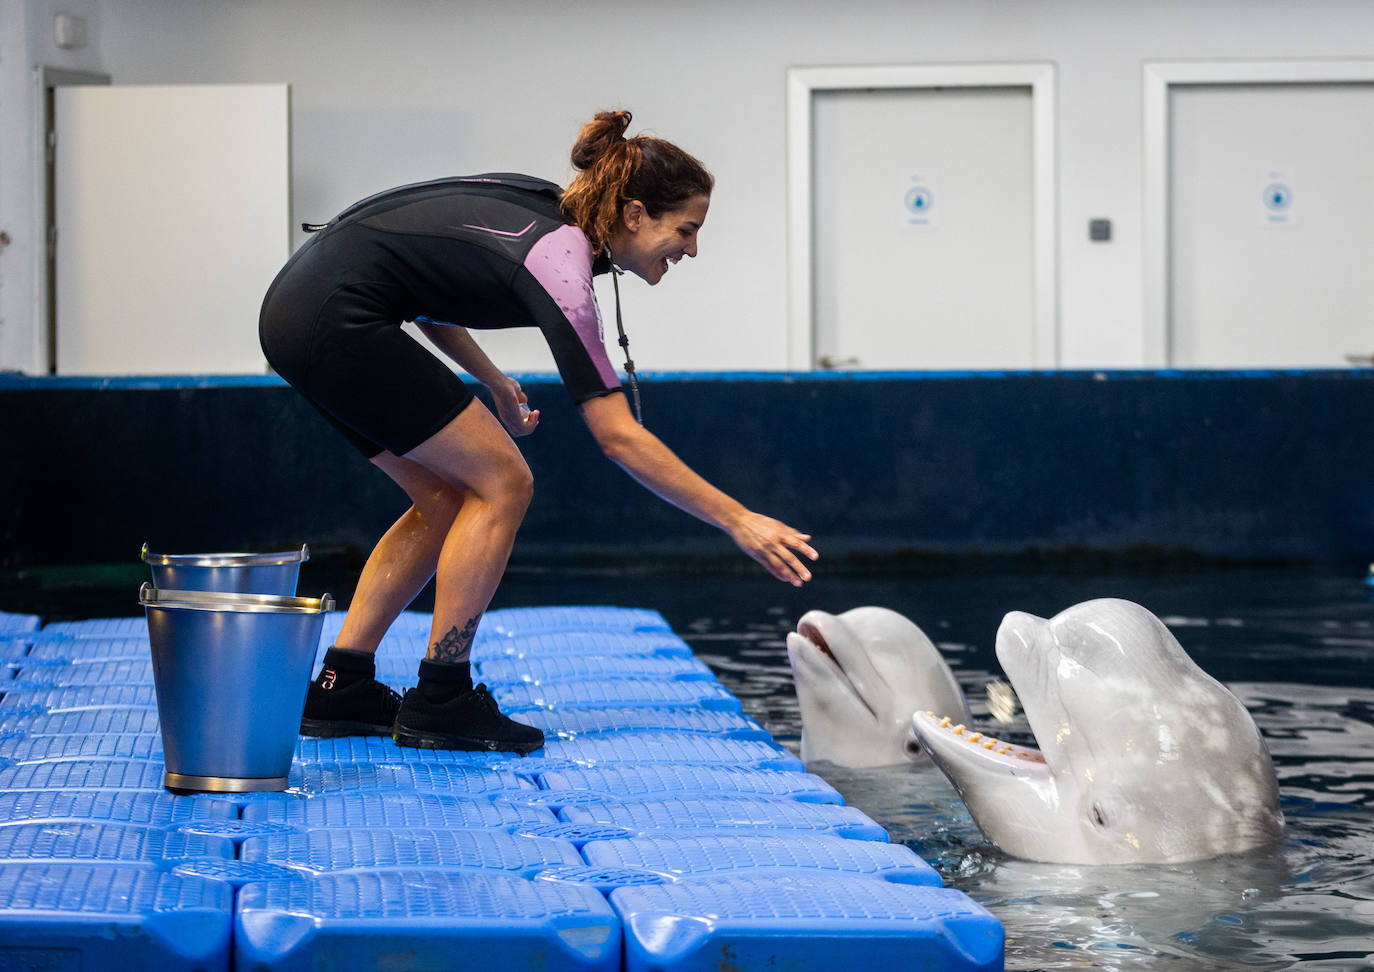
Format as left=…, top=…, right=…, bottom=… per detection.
left=812, top=86, right=1036, bottom=370
left=54, top=84, right=290, bottom=374
left=1169, top=82, right=1374, bottom=367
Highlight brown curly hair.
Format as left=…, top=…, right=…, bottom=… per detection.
left=560, top=110, right=714, bottom=252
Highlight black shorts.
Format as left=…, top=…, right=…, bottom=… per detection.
left=258, top=234, right=475, bottom=459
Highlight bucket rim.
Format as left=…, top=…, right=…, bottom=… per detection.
left=139, top=583, right=333, bottom=614
left=140, top=542, right=310, bottom=568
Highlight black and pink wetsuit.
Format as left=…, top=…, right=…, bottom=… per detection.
left=258, top=173, right=620, bottom=458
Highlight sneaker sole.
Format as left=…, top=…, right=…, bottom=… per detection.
left=300, top=717, right=395, bottom=738
left=391, top=725, right=544, bottom=755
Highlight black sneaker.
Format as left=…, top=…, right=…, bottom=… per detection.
left=300, top=677, right=403, bottom=738
left=391, top=683, right=545, bottom=753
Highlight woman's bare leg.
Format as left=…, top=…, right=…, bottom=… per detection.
left=305, top=398, right=537, bottom=748
left=331, top=458, right=466, bottom=656
left=399, top=399, right=533, bottom=663
left=376, top=399, right=542, bottom=751
left=301, top=451, right=470, bottom=738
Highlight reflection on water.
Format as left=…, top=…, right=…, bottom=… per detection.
left=657, top=567, right=1374, bottom=972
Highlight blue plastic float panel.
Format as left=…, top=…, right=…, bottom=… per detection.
left=11, top=657, right=156, bottom=686
left=559, top=796, right=890, bottom=842
left=537, top=765, right=844, bottom=804
left=0, top=683, right=158, bottom=709
left=476, top=653, right=717, bottom=683
left=0, top=820, right=234, bottom=863
left=494, top=677, right=743, bottom=711
left=0, top=730, right=163, bottom=761
left=0, top=603, right=1003, bottom=971
left=478, top=631, right=695, bottom=660
left=26, top=637, right=149, bottom=660
left=581, top=833, right=940, bottom=885
left=0, top=611, right=41, bottom=635
left=37, top=616, right=151, bottom=639
left=290, top=761, right=535, bottom=796
left=0, top=707, right=161, bottom=736
left=536, top=732, right=805, bottom=772
left=241, top=828, right=583, bottom=875
left=242, top=792, right=560, bottom=831
left=0, top=862, right=235, bottom=971
left=612, top=875, right=1002, bottom=972
left=522, top=705, right=772, bottom=740
left=236, top=870, right=621, bottom=972
left=0, top=758, right=167, bottom=792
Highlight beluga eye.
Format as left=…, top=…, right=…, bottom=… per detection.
left=1091, top=802, right=1110, bottom=829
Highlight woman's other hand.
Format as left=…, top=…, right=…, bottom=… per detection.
left=492, top=379, right=540, bottom=437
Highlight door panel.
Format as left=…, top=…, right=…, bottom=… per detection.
left=1169, top=82, right=1374, bottom=367
left=55, top=84, right=289, bottom=374
left=812, top=86, right=1035, bottom=370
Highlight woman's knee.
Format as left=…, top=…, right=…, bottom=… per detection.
left=491, top=454, right=534, bottom=518
left=404, top=402, right=534, bottom=518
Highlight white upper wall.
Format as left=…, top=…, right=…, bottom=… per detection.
left=4, top=0, right=1374, bottom=374
left=0, top=0, right=104, bottom=374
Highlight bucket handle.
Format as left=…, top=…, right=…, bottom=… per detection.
left=140, top=582, right=333, bottom=612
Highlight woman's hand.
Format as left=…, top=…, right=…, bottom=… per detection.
left=726, top=512, right=819, bottom=586
left=490, top=378, right=540, bottom=437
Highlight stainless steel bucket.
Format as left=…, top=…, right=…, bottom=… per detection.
left=141, top=543, right=309, bottom=595
left=139, top=583, right=332, bottom=793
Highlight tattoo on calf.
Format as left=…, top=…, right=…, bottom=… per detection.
left=432, top=616, right=479, bottom=662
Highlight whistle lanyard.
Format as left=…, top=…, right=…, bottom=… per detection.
left=607, top=256, right=643, bottom=425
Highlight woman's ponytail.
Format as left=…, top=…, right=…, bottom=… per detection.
left=568, top=109, right=633, bottom=171
left=561, top=109, right=713, bottom=252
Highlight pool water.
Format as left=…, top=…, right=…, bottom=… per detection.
left=606, top=565, right=1374, bottom=972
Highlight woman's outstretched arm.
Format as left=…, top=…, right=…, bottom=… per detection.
left=579, top=391, right=818, bottom=585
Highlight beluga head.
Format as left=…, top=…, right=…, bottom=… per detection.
left=911, top=598, right=1284, bottom=865
left=786, top=606, right=970, bottom=768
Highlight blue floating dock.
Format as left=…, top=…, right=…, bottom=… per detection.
left=582, top=833, right=942, bottom=885
left=520, top=705, right=773, bottom=741
left=0, top=862, right=234, bottom=971
left=236, top=870, right=621, bottom=972
left=240, top=828, right=584, bottom=875
left=0, top=604, right=1003, bottom=971
left=612, top=875, right=1002, bottom=972
left=0, top=820, right=234, bottom=863
left=536, top=764, right=843, bottom=804
left=0, top=612, right=40, bottom=637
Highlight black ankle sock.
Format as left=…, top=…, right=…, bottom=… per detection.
left=315, top=646, right=376, bottom=690
left=417, top=658, right=473, bottom=704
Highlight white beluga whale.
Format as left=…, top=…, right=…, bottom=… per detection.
left=910, top=598, right=1284, bottom=865
left=786, top=606, right=969, bottom=767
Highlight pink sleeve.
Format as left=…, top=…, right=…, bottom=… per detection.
left=523, top=224, right=620, bottom=391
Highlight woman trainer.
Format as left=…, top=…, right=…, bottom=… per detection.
left=259, top=110, right=818, bottom=752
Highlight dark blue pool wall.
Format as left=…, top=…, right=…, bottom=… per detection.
left=1, top=370, right=1370, bottom=569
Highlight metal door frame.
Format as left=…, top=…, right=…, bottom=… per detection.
left=38, top=66, right=110, bottom=373
left=786, top=63, right=1058, bottom=371
left=1143, top=59, right=1374, bottom=366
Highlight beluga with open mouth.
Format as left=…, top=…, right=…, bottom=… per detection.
left=911, top=598, right=1284, bottom=865
left=786, top=606, right=970, bottom=768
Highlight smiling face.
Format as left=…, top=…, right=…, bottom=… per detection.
left=910, top=598, right=1284, bottom=864
left=607, top=194, right=709, bottom=285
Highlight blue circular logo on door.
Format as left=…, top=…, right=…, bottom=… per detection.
left=1263, top=183, right=1292, bottom=212
left=905, top=185, right=933, bottom=214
